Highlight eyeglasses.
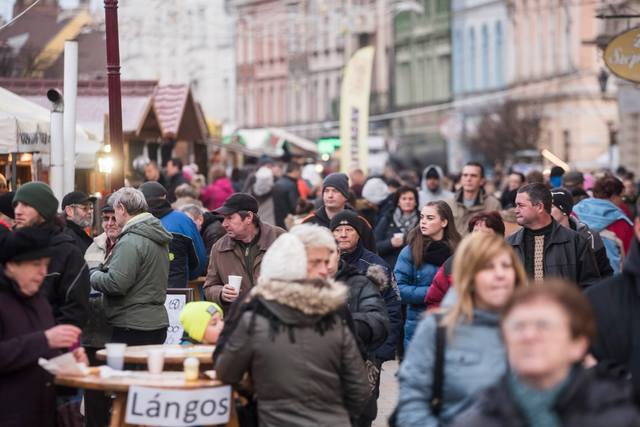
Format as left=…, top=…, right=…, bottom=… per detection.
left=72, top=204, right=94, bottom=212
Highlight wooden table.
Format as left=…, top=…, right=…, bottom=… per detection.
left=56, top=371, right=238, bottom=427
left=188, top=276, right=206, bottom=300
left=96, top=344, right=215, bottom=367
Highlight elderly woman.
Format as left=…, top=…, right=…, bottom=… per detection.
left=452, top=280, right=640, bottom=426
left=215, top=230, right=369, bottom=426
left=396, top=232, right=527, bottom=426
left=0, top=227, right=86, bottom=427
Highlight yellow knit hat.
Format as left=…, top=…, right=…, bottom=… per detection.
left=179, top=301, right=224, bottom=342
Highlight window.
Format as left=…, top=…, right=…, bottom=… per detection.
left=495, top=21, right=504, bottom=87
left=481, top=24, right=489, bottom=89
left=467, top=28, right=476, bottom=92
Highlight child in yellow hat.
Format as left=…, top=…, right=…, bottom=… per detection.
left=179, top=301, right=224, bottom=344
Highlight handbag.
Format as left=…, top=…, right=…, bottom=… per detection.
left=388, top=313, right=447, bottom=426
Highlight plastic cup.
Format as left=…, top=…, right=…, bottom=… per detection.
left=228, top=275, right=242, bottom=293
left=147, top=349, right=165, bottom=374
left=393, top=233, right=404, bottom=240
left=105, top=343, right=126, bottom=370
left=183, top=357, right=200, bottom=381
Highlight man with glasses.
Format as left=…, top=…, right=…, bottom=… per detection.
left=61, top=191, right=97, bottom=254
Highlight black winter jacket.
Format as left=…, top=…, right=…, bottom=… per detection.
left=373, top=210, right=411, bottom=268
left=507, top=219, right=600, bottom=288
left=587, top=237, right=640, bottom=402
left=335, top=260, right=389, bottom=355
left=272, top=175, right=299, bottom=229
left=451, top=366, right=640, bottom=427
left=0, top=268, right=59, bottom=427
left=63, top=219, right=93, bottom=255
left=41, top=222, right=90, bottom=328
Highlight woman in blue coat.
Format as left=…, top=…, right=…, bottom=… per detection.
left=394, top=200, right=461, bottom=348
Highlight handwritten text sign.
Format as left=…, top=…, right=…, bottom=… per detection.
left=125, top=385, right=232, bottom=426
left=164, top=294, right=186, bottom=344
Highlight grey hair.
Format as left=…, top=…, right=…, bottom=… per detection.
left=179, top=203, right=204, bottom=218
left=289, top=223, right=337, bottom=252
left=109, top=187, right=148, bottom=215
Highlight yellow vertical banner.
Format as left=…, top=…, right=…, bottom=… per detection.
left=340, top=46, right=375, bottom=173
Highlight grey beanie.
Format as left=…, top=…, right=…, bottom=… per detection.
left=323, top=173, right=350, bottom=200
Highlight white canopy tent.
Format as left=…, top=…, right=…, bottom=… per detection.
left=0, top=87, right=100, bottom=168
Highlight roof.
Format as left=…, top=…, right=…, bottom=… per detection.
left=149, top=84, right=208, bottom=141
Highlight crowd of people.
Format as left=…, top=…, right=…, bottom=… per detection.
left=0, top=157, right=639, bottom=427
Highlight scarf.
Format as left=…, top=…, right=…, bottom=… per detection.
left=392, top=207, right=418, bottom=234
left=508, top=368, right=574, bottom=427
left=422, top=240, right=452, bottom=266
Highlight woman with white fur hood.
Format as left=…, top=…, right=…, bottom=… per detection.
left=214, top=231, right=370, bottom=426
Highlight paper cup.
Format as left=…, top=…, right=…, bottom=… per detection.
left=105, top=343, right=126, bottom=370
left=147, top=349, right=164, bottom=374
left=183, top=357, right=200, bottom=381
left=228, top=275, right=242, bottom=293
left=393, top=233, right=404, bottom=240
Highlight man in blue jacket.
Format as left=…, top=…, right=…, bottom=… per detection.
left=140, top=182, right=207, bottom=288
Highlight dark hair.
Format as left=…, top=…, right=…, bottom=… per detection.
left=238, top=210, right=259, bottom=225
left=511, top=172, right=526, bottom=184
left=525, top=170, right=544, bottom=185
left=517, top=183, right=552, bottom=213
left=468, top=211, right=505, bottom=236
left=592, top=175, right=624, bottom=199
left=286, top=161, right=301, bottom=174
left=464, top=161, right=485, bottom=178
left=501, top=278, right=596, bottom=342
left=393, top=185, right=419, bottom=211
left=169, top=157, right=183, bottom=170
left=409, top=200, right=461, bottom=266
left=386, top=177, right=401, bottom=190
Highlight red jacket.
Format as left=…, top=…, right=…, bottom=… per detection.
left=425, top=256, right=454, bottom=307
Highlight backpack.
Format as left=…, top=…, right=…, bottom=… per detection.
left=599, top=229, right=625, bottom=274
left=388, top=313, right=446, bottom=426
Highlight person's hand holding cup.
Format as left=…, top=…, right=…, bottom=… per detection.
left=391, top=232, right=404, bottom=248
left=222, top=275, right=242, bottom=302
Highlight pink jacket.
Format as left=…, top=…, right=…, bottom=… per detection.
left=200, top=177, right=234, bottom=211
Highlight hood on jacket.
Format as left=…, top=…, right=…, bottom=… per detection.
left=202, top=211, right=223, bottom=230
left=253, top=166, right=274, bottom=197
left=573, top=198, right=633, bottom=231
left=121, top=212, right=172, bottom=246
left=336, top=260, right=389, bottom=292
left=250, top=278, right=347, bottom=320
left=420, top=164, right=446, bottom=192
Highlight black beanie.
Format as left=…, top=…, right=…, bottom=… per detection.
left=323, top=173, right=350, bottom=200
left=330, top=210, right=364, bottom=236
left=550, top=187, right=574, bottom=216
left=0, top=191, right=15, bottom=219
left=425, top=167, right=440, bottom=180
left=0, top=226, right=52, bottom=263
left=12, top=182, right=58, bottom=222
left=550, top=166, right=565, bottom=178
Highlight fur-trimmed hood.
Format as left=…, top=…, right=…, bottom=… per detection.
left=335, top=260, right=389, bottom=292
left=250, top=278, right=348, bottom=320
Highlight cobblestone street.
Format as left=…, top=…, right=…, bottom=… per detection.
left=373, top=360, right=399, bottom=427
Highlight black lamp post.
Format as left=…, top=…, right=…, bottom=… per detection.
left=598, top=68, right=610, bottom=94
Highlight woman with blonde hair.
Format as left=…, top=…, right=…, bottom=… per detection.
left=396, top=232, right=528, bottom=426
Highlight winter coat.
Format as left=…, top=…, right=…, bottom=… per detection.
left=419, top=165, right=453, bottom=206
left=203, top=221, right=285, bottom=308
left=373, top=208, right=418, bottom=268
left=200, top=211, right=225, bottom=255
left=335, top=260, right=390, bottom=354
left=446, top=188, right=501, bottom=236
left=451, top=366, right=640, bottom=427
left=425, top=255, right=454, bottom=307
left=396, top=309, right=508, bottom=427
left=90, top=212, right=171, bottom=330
left=245, top=166, right=276, bottom=225
left=83, top=232, right=113, bottom=348
left=507, top=219, right=601, bottom=289
left=573, top=198, right=634, bottom=274
left=63, top=219, right=93, bottom=254
left=84, top=232, right=110, bottom=270
left=215, top=278, right=370, bottom=427
left=569, top=216, right=614, bottom=277
left=341, top=242, right=402, bottom=362
left=165, top=172, right=187, bottom=203
left=395, top=241, right=452, bottom=348
left=302, top=205, right=378, bottom=253
left=149, top=199, right=208, bottom=287
left=272, top=175, right=300, bottom=229
left=0, top=268, right=59, bottom=427
left=586, top=237, right=640, bottom=400
left=200, top=177, right=234, bottom=211
left=41, top=222, right=91, bottom=328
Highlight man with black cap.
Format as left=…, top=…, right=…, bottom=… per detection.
left=61, top=190, right=97, bottom=254
left=139, top=181, right=207, bottom=288
left=330, top=210, right=402, bottom=422
left=203, top=193, right=285, bottom=307
left=12, top=182, right=90, bottom=329
left=550, top=187, right=613, bottom=277
left=0, top=226, right=87, bottom=427
left=303, top=172, right=377, bottom=252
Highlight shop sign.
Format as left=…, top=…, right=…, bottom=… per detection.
left=604, top=28, right=640, bottom=83
left=17, top=128, right=50, bottom=153
left=125, top=385, right=232, bottom=426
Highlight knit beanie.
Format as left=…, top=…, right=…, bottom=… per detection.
left=179, top=301, right=224, bottom=343
left=550, top=187, right=574, bottom=216
left=362, top=178, right=389, bottom=205
left=0, top=226, right=53, bottom=263
left=323, top=173, right=350, bottom=200
left=259, top=233, right=308, bottom=282
left=329, top=210, right=364, bottom=237
left=12, top=182, right=59, bottom=222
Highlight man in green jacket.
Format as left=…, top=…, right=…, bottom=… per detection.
left=90, top=187, right=172, bottom=345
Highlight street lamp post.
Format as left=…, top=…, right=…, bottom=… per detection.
left=104, top=0, right=124, bottom=189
